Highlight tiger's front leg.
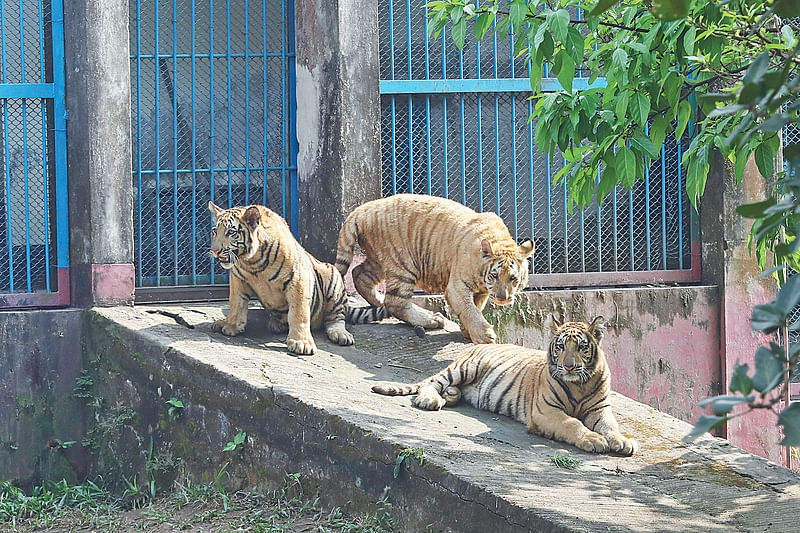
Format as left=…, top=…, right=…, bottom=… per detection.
left=211, top=276, right=250, bottom=336
left=445, top=282, right=496, bottom=344
left=284, top=279, right=317, bottom=355
left=582, top=405, right=638, bottom=456
left=528, top=405, right=609, bottom=453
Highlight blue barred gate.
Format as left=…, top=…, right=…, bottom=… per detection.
left=0, top=0, right=69, bottom=307
left=130, top=0, right=298, bottom=297
left=379, top=1, right=698, bottom=286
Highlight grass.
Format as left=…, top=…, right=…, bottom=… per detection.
left=551, top=452, right=581, bottom=470
left=0, top=474, right=394, bottom=532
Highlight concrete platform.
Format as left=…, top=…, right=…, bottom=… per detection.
left=87, top=303, right=800, bottom=532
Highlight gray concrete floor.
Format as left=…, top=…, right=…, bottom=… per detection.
left=97, top=303, right=800, bottom=532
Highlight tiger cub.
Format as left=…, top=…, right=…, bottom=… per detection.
left=207, top=202, right=387, bottom=355
left=335, top=194, right=534, bottom=344
left=372, top=316, right=637, bottom=455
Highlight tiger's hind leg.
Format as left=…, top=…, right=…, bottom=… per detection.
left=324, top=317, right=355, bottom=346
left=352, top=261, right=385, bottom=308
left=383, top=277, right=446, bottom=330
left=265, top=309, right=290, bottom=334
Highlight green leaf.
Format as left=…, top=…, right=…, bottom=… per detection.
left=742, top=52, right=770, bottom=86
left=751, top=303, right=785, bottom=334
left=683, top=414, right=726, bottom=442
left=776, top=273, right=800, bottom=314
left=760, top=114, right=790, bottom=133
left=566, top=26, right=585, bottom=64
left=632, top=93, right=650, bottom=126
left=754, top=140, right=776, bottom=179
left=452, top=18, right=466, bottom=49
left=649, top=116, right=669, bottom=149
left=474, top=12, right=495, bottom=41
left=393, top=454, right=405, bottom=478
left=697, top=394, right=752, bottom=416
left=612, top=48, right=628, bottom=71
left=729, top=363, right=754, bottom=395
left=233, top=431, right=247, bottom=445
left=589, top=0, right=619, bottom=17
left=509, top=0, right=528, bottom=34
left=597, top=165, right=617, bottom=204
left=778, top=402, right=800, bottom=446
left=736, top=198, right=776, bottom=218
left=676, top=100, right=691, bottom=141
left=549, top=9, right=570, bottom=44
left=615, top=90, right=630, bottom=122
left=683, top=26, right=696, bottom=57
left=631, top=132, right=660, bottom=159
left=752, top=346, right=785, bottom=393
left=617, top=146, right=637, bottom=187
left=554, top=50, right=575, bottom=93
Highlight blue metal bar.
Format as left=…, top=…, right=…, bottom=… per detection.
left=133, top=52, right=287, bottom=59
left=562, top=157, right=568, bottom=272
left=389, top=0, right=395, bottom=80
left=191, top=0, right=197, bottom=284
left=280, top=0, right=287, bottom=218
left=379, top=77, right=607, bottom=94
left=39, top=0, right=49, bottom=290
left=546, top=152, right=552, bottom=273
left=644, top=128, right=652, bottom=271
left=406, top=0, right=413, bottom=193
left=661, top=136, right=667, bottom=269
left=0, top=0, right=6, bottom=85
left=209, top=0, right=216, bottom=283
left=494, top=94, right=500, bottom=215
left=0, top=83, right=55, bottom=98
left=38, top=0, right=45, bottom=81
left=596, top=166, right=602, bottom=271
left=391, top=96, right=397, bottom=194
left=172, top=0, right=179, bottom=285
left=459, top=44, right=465, bottom=205
left=677, top=131, right=684, bottom=269
left=477, top=96, right=483, bottom=211
left=243, top=0, right=250, bottom=204
left=226, top=0, right=232, bottom=207
left=628, top=188, right=634, bottom=270
left=2, top=97, right=12, bottom=291
left=528, top=99, right=535, bottom=260
left=262, top=0, right=269, bottom=206
left=441, top=29, right=448, bottom=198
left=424, top=4, right=431, bottom=195
left=511, top=95, right=518, bottom=240
left=289, top=0, right=299, bottom=233
left=22, top=99, right=31, bottom=291
left=17, top=0, right=25, bottom=83
left=154, top=0, right=161, bottom=285
left=135, top=0, right=142, bottom=285
left=51, top=0, right=69, bottom=279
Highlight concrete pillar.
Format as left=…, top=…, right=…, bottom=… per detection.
left=294, top=0, right=382, bottom=263
left=700, top=152, right=780, bottom=462
left=64, top=0, right=134, bottom=306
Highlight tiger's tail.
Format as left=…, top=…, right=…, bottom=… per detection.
left=335, top=213, right=360, bottom=277
left=345, top=304, right=390, bottom=324
left=371, top=383, right=421, bottom=396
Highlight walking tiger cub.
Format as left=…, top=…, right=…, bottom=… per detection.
left=207, top=202, right=388, bottom=355
left=372, top=316, right=637, bottom=455
left=335, top=194, right=534, bottom=344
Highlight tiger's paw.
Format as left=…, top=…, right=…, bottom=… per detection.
left=210, top=319, right=245, bottom=337
left=575, top=432, right=609, bottom=453
left=413, top=388, right=447, bottom=411
left=604, top=431, right=638, bottom=456
left=327, top=327, right=355, bottom=346
left=430, top=312, right=447, bottom=328
left=286, top=335, right=317, bottom=355
left=465, top=326, right=496, bottom=344
left=443, top=386, right=462, bottom=407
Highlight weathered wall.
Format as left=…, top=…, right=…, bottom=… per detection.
left=294, top=0, right=382, bottom=263
left=0, top=310, right=88, bottom=488
left=64, top=0, right=135, bottom=306
left=418, top=286, right=721, bottom=425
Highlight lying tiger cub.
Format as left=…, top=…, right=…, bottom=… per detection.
left=335, top=194, right=534, bottom=344
left=207, top=202, right=387, bottom=355
left=372, top=316, right=637, bottom=455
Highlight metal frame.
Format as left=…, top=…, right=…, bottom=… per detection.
left=0, top=0, right=69, bottom=308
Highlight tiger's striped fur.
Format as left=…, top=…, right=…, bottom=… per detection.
left=335, top=194, right=534, bottom=344
left=372, top=316, right=637, bottom=455
left=207, top=202, right=387, bottom=355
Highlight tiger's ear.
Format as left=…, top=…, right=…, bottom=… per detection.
left=545, top=314, right=563, bottom=334
left=242, top=206, right=261, bottom=230
left=208, top=201, right=224, bottom=220
left=481, top=238, right=494, bottom=258
left=588, top=316, right=606, bottom=344
left=518, top=239, right=535, bottom=259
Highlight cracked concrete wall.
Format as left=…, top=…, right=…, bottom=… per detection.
left=64, top=0, right=135, bottom=306
left=294, top=0, right=381, bottom=263
left=0, top=310, right=88, bottom=487
left=418, top=286, right=722, bottom=426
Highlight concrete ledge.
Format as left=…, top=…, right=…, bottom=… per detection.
left=85, top=304, right=800, bottom=532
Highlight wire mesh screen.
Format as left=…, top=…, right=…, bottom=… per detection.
left=130, top=0, right=296, bottom=288
left=0, top=0, right=59, bottom=296
left=379, top=0, right=693, bottom=276
left=784, top=123, right=800, bottom=381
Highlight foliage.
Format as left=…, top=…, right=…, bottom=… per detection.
left=551, top=452, right=581, bottom=469
left=393, top=447, right=425, bottom=478
left=428, top=0, right=800, bottom=445
left=165, top=397, right=184, bottom=418
left=222, top=431, right=247, bottom=452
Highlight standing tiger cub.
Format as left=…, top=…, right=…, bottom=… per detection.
left=335, top=194, right=534, bottom=344
left=372, top=316, right=637, bottom=455
left=208, top=202, right=386, bottom=355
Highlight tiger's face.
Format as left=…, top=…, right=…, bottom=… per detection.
left=481, top=238, right=534, bottom=305
left=208, top=202, right=250, bottom=270
left=548, top=316, right=606, bottom=383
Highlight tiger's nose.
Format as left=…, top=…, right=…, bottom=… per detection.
left=564, top=364, right=576, bottom=372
